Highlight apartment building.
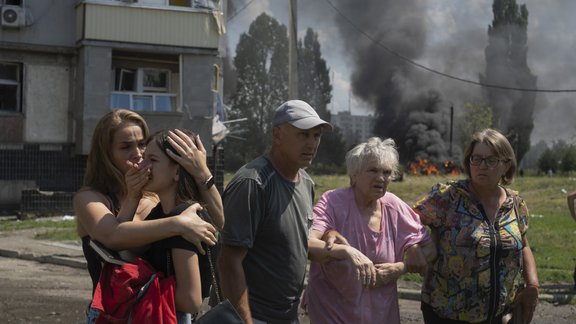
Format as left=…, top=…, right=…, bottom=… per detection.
left=330, top=110, right=375, bottom=147
left=0, top=0, right=226, bottom=215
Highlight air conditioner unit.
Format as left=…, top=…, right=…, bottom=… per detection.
left=1, top=5, right=26, bottom=28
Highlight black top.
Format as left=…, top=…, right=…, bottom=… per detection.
left=82, top=235, right=102, bottom=295
left=143, top=203, right=213, bottom=298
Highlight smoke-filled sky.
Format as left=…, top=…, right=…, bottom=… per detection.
left=227, top=0, right=576, bottom=145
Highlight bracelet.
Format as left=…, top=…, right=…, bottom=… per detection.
left=202, top=175, right=215, bottom=190
left=525, top=283, right=539, bottom=289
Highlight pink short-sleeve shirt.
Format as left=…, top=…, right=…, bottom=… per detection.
left=301, top=188, right=430, bottom=324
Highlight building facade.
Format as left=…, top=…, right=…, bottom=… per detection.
left=330, top=110, right=375, bottom=147
left=0, top=0, right=226, bottom=215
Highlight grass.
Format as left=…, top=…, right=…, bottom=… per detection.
left=0, top=217, right=78, bottom=241
left=2, top=173, right=575, bottom=284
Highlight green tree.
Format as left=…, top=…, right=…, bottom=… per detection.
left=538, top=148, right=558, bottom=174
left=225, top=13, right=288, bottom=170
left=561, top=145, right=576, bottom=173
left=480, top=0, right=537, bottom=164
left=537, top=140, right=569, bottom=174
left=226, top=17, right=340, bottom=171
left=298, top=28, right=345, bottom=168
left=457, top=102, right=493, bottom=150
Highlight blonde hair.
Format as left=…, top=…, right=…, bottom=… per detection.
left=83, top=109, right=149, bottom=199
left=462, top=128, right=517, bottom=185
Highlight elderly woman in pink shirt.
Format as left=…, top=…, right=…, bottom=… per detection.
left=302, top=137, right=436, bottom=324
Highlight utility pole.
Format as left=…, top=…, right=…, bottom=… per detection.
left=288, top=0, right=298, bottom=99
left=449, top=105, right=454, bottom=157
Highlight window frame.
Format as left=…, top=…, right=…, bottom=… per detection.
left=0, top=61, right=22, bottom=113
left=140, top=68, right=170, bottom=93
left=111, top=66, right=176, bottom=112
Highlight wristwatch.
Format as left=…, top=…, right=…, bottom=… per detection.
left=203, top=175, right=215, bottom=190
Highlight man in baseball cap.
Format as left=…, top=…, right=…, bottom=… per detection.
left=219, top=99, right=329, bottom=324
left=272, top=99, right=333, bottom=130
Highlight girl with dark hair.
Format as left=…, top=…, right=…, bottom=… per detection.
left=139, top=129, right=224, bottom=322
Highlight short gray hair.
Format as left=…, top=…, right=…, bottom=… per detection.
left=345, top=137, right=399, bottom=179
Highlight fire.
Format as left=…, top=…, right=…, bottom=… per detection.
left=409, top=159, right=460, bottom=176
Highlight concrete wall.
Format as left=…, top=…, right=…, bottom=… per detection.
left=0, top=0, right=76, bottom=47
left=75, top=46, right=112, bottom=154
left=0, top=49, right=75, bottom=144
left=180, top=53, right=217, bottom=152
left=0, top=180, right=36, bottom=205
left=25, top=62, right=72, bottom=142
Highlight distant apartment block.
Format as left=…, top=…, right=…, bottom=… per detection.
left=331, top=111, right=375, bottom=146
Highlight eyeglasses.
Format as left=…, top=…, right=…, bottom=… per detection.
left=469, top=155, right=508, bottom=168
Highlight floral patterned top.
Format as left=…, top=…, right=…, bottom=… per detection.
left=413, top=180, right=528, bottom=323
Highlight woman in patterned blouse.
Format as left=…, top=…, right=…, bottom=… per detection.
left=413, top=129, right=539, bottom=324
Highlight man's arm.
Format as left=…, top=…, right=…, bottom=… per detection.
left=568, top=191, right=576, bottom=222
left=218, top=245, right=252, bottom=324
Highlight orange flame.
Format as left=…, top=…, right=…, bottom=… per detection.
left=409, top=159, right=460, bottom=176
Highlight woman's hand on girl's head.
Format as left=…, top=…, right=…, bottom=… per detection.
left=166, top=130, right=211, bottom=181
left=124, top=160, right=150, bottom=199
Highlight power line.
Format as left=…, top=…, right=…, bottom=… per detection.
left=227, top=0, right=257, bottom=22
left=324, top=0, right=576, bottom=93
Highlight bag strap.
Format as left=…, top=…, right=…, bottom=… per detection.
left=167, top=250, right=172, bottom=277
left=206, top=245, right=222, bottom=303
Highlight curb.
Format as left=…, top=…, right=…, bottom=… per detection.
left=0, top=248, right=87, bottom=269
left=1, top=247, right=574, bottom=305
left=399, top=288, right=574, bottom=305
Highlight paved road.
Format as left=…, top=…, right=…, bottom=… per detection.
left=0, top=256, right=423, bottom=324
left=1, top=256, right=575, bottom=324
left=0, top=256, right=91, bottom=323
left=0, top=226, right=574, bottom=323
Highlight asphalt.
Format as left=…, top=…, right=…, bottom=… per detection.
left=0, top=224, right=574, bottom=305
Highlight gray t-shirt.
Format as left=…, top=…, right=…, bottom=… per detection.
left=221, top=155, right=314, bottom=323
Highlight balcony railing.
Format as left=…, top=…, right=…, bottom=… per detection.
left=76, top=1, right=222, bottom=49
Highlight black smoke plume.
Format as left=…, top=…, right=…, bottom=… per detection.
left=327, top=0, right=452, bottom=164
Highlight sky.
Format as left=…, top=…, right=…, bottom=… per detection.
left=225, top=0, right=576, bottom=145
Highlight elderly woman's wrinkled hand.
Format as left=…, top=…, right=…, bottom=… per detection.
left=374, top=263, right=405, bottom=287
left=179, top=203, right=217, bottom=255
left=345, top=246, right=377, bottom=287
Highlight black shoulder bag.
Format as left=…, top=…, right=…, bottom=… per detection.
left=195, top=244, right=244, bottom=324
